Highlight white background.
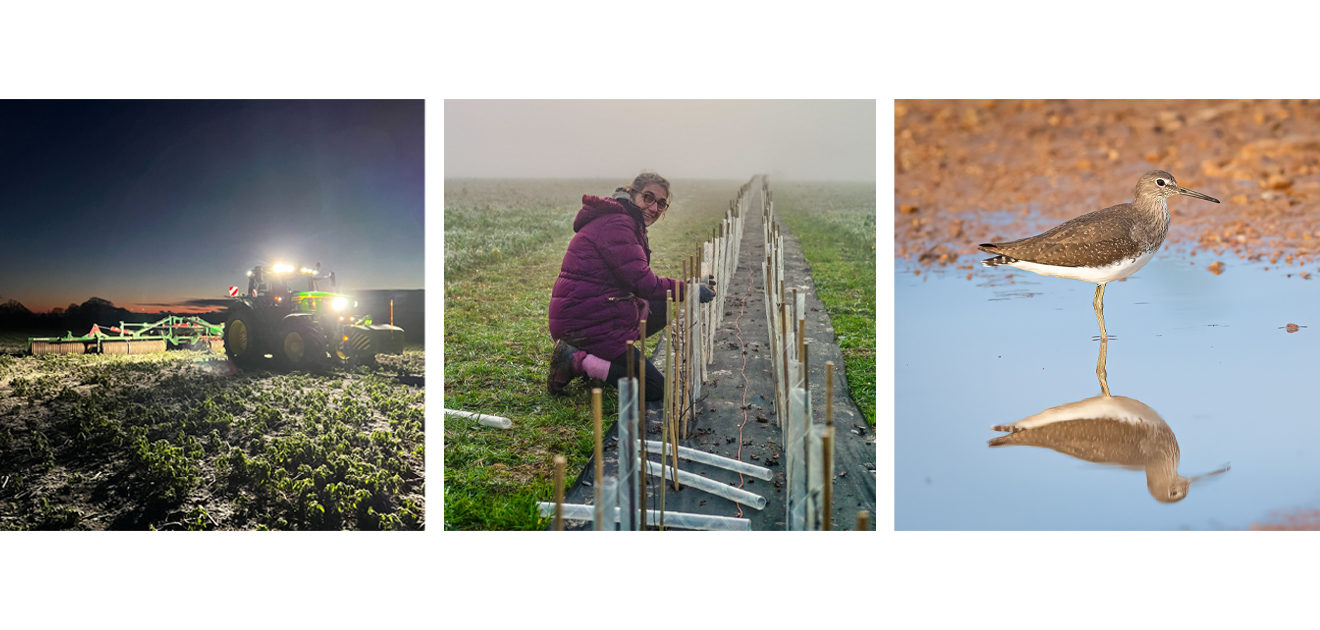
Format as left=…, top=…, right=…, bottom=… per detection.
left=2, top=1, right=1314, bottom=628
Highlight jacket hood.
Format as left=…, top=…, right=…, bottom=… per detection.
left=573, top=194, right=644, bottom=233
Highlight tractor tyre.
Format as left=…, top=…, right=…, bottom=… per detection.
left=276, top=317, right=327, bottom=371
left=224, top=306, right=262, bottom=368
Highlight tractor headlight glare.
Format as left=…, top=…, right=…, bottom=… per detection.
left=331, top=297, right=348, bottom=311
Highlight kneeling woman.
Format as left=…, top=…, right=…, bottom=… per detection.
left=547, top=172, right=712, bottom=400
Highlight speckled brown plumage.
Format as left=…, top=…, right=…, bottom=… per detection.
left=979, top=202, right=1167, bottom=268
left=979, top=170, right=1218, bottom=270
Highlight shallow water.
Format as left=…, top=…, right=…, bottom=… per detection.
left=896, top=252, right=1320, bottom=530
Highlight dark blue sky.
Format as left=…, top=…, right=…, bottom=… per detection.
left=0, top=100, right=423, bottom=313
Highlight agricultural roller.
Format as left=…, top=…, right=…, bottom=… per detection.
left=222, top=262, right=405, bottom=370
left=28, top=316, right=224, bottom=355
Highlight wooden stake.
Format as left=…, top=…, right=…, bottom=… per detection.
left=552, top=455, right=566, bottom=531
left=822, top=426, right=834, bottom=531
left=856, top=511, right=869, bottom=531
left=593, top=388, right=604, bottom=529
left=825, top=362, right=835, bottom=428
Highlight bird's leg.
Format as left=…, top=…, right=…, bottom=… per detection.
left=1094, top=283, right=1110, bottom=396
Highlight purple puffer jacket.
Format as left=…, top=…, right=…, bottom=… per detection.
left=549, top=193, right=684, bottom=360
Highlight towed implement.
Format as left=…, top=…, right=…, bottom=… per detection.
left=28, top=315, right=224, bottom=355
left=223, top=263, right=404, bottom=370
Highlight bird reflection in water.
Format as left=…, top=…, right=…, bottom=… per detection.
left=988, top=312, right=1229, bottom=503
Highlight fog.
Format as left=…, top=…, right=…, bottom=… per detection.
left=444, top=100, right=875, bottom=182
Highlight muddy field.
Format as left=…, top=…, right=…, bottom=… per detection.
left=0, top=335, right=424, bottom=530
left=897, top=100, right=1320, bottom=271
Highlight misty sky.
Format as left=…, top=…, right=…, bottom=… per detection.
left=444, top=100, right=875, bottom=181
left=0, top=100, right=423, bottom=314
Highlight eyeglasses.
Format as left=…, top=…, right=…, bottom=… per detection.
left=641, top=191, right=669, bottom=212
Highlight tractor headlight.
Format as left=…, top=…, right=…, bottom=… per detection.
left=331, top=297, right=348, bottom=311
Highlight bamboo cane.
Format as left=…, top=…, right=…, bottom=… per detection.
left=593, top=388, right=604, bottom=530
left=552, top=455, right=566, bottom=531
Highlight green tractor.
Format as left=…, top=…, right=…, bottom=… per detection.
left=222, top=263, right=405, bottom=370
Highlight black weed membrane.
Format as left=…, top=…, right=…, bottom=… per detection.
left=551, top=177, right=876, bottom=531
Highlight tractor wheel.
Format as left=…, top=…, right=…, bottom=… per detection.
left=277, top=317, right=326, bottom=371
left=224, top=306, right=262, bottom=368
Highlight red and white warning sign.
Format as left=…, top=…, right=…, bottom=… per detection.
left=228, top=286, right=239, bottom=297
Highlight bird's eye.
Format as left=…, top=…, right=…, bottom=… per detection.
left=1156, top=179, right=1166, bottom=187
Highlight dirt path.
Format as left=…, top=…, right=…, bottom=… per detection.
left=564, top=178, right=876, bottom=529
left=897, top=100, right=1320, bottom=273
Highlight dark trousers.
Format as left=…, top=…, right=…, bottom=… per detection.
left=605, top=297, right=669, bottom=401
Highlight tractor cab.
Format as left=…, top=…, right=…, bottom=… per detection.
left=247, top=263, right=344, bottom=311
left=225, top=262, right=403, bottom=369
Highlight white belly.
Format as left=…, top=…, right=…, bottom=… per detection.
left=1008, top=249, right=1156, bottom=284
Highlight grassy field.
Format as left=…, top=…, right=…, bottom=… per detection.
left=0, top=333, right=425, bottom=530
left=443, top=178, right=877, bottom=530
left=443, top=178, right=740, bottom=530
left=774, top=181, right=877, bottom=425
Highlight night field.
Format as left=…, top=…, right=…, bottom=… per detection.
left=0, top=333, right=425, bottom=530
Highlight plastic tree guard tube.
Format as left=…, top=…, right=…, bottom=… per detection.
left=537, top=503, right=750, bottom=531
left=642, top=440, right=772, bottom=480
left=600, top=477, right=618, bottom=531
left=443, top=408, right=512, bottom=429
left=643, top=460, right=766, bottom=510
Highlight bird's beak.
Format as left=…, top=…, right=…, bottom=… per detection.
left=1177, top=185, right=1220, bottom=204
left=1188, top=463, right=1231, bottom=484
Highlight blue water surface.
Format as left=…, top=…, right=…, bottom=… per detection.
left=896, top=252, right=1320, bottom=530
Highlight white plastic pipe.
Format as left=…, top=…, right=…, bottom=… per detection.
left=644, top=460, right=766, bottom=511
left=643, top=440, right=772, bottom=481
left=537, top=503, right=750, bottom=531
left=443, top=408, right=512, bottom=429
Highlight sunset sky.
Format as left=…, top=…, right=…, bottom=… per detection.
left=0, top=100, right=424, bottom=314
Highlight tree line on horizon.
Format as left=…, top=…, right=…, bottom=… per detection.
left=0, top=297, right=224, bottom=334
